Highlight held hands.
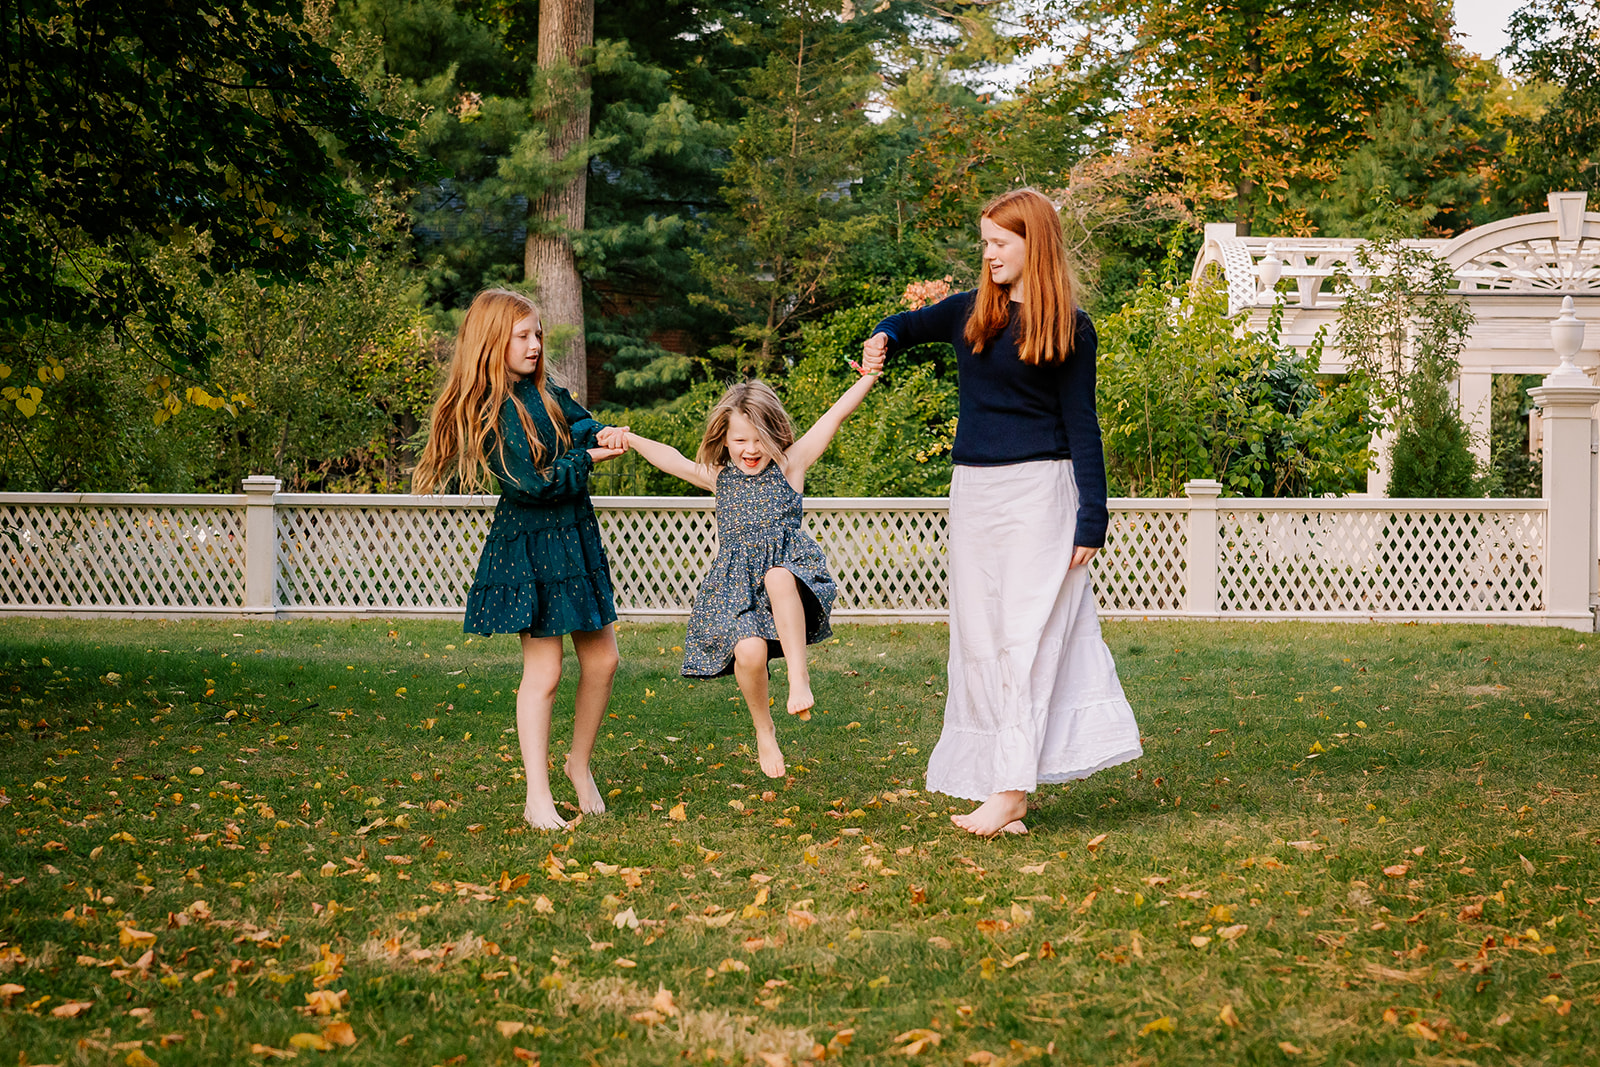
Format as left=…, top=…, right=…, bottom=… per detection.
left=849, top=332, right=888, bottom=377
left=596, top=425, right=630, bottom=451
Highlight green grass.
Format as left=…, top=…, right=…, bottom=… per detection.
left=1, top=616, right=1598, bottom=1065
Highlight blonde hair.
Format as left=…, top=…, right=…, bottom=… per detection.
left=696, top=380, right=795, bottom=468
left=964, top=187, right=1078, bottom=365
left=412, top=288, right=572, bottom=495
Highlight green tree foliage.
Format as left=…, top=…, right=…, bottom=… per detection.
left=1, top=0, right=418, bottom=377
left=1054, top=0, right=1452, bottom=235
left=1500, top=0, right=1600, bottom=210
left=1334, top=227, right=1483, bottom=497
left=690, top=1, right=883, bottom=375
left=0, top=204, right=436, bottom=493
left=1290, top=61, right=1501, bottom=237
left=1488, top=373, right=1543, bottom=499
left=1097, top=253, right=1371, bottom=497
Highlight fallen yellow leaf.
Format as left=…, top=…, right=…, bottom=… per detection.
left=289, top=1032, right=334, bottom=1051
left=668, top=802, right=687, bottom=822
left=322, top=1022, right=357, bottom=1047
left=1139, top=1016, right=1175, bottom=1035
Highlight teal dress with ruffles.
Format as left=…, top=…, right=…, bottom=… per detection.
left=463, top=381, right=617, bottom=637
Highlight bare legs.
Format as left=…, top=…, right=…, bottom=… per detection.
left=729, top=568, right=816, bottom=779
left=564, top=626, right=618, bottom=815
left=515, top=633, right=566, bottom=829
left=515, top=625, right=619, bottom=831
left=951, top=790, right=1030, bottom=837
left=733, top=637, right=786, bottom=778
left=763, top=567, right=814, bottom=717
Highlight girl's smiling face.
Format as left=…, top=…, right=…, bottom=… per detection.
left=504, top=314, right=543, bottom=380
left=980, top=216, right=1026, bottom=290
left=725, top=410, right=771, bottom=475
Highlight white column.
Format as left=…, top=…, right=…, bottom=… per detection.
left=1458, top=369, right=1493, bottom=468
left=1184, top=479, right=1223, bottom=617
left=242, top=475, right=282, bottom=616
left=1529, top=375, right=1600, bottom=631
left=1367, top=427, right=1393, bottom=497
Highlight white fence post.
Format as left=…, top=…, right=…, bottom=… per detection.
left=1530, top=370, right=1600, bottom=631
left=1184, top=479, right=1223, bottom=617
left=242, top=475, right=281, bottom=615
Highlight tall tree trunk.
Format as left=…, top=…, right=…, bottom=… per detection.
left=525, top=0, right=594, bottom=403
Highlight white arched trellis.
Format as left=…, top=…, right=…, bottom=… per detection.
left=1191, top=192, right=1600, bottom=497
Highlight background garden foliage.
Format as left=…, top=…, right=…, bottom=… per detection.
left=0, top=0, right=1577, bottom=495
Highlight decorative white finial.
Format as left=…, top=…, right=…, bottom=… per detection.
left=1256, top=242, right=1282, bottom=297
left=1549, top=295, right=1588, bottom=380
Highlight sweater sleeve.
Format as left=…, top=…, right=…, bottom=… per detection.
left=871, top=291, right=972, bottom=354
left=552, top=385, right=602, bottom=450
left=1060, top=311, right=1109, bottom=548
left=490, top=400, right=594, bottom=504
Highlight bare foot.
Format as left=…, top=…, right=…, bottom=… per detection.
left=754, top=728, right=787, bottom=778
left=786, top=684, right=814, bottom=718
left=1000, top=820, right=1028, bottom=835
left=564, top=757, right=606, bottom=815
left=950, top=791, right=1029, bottom=837
left=523, top=798, right=568, bottom=831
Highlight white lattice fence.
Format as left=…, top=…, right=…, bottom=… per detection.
left=1215, top=503, right=1545, bottom=616
left=0, top=488, right=1558, bottom=625
left=1096, top=508, right=1189, bottom=614
left=596, top=500, right=718, bottom=615
left=0, top=495, right=246, bottom=610
left=275, top=496, right=496, bottom=611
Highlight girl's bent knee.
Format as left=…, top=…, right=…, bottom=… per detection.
left=733, top=639, right=768, bottom=668
left=763, top=567, right=797, bottom=592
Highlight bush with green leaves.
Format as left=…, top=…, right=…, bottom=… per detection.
left=1097, top=261, right=1371, bottom=498
left=1335, top=227, right=1484, bottom=498
left=592, top=295, right=957, bottom=498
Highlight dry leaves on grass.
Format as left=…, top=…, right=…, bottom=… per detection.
left=888, top=1028, right=941, bottom=1055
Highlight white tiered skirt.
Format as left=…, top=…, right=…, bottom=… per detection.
left=925, top=460, right=1143, bottom=801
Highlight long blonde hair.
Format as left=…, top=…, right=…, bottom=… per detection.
left=696, top=380, right=795, bottom=468
left=412, top=289, right=572, bottom=495
left=964, top=188, right=1078, bottom=365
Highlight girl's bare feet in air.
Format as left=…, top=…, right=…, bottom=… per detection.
left=753, top=725, right=787, bottom=778
left=951, top=790, right=1029, bottom=837
left=786, top=683, right=814, bottom=718
left=523, top=797, right=568, bottom=831
left=564, top=757, right=606, bottom=816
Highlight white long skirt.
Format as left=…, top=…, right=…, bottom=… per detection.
left=925, top=460, right=1143, bottom=801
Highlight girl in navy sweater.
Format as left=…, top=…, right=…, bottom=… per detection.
left=863, top=188, right=1142, bottom=836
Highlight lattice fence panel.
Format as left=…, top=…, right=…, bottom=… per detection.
left=0, top=503, right=245, bottom=608
left=1096, top=509, right=1188, bottom=613
left=806, top=507, right=948, bottom=615
left=597, top=506, right=719, bottom=613
left=1217, top=507, right=1545, bottom=614
left=277, top=504, right=495, bottom=610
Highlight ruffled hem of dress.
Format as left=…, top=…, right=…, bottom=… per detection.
left=463, top=568, right=617, bottom=637
left=924, top=696, right=1142, bottom=801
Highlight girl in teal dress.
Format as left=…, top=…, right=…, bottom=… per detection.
left=414, top=289, right=625, bottom=830
left=598, top=358, right=883, bottom=779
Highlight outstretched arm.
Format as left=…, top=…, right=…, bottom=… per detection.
left=785, top=364, right=879, bottom=477
left=614, top=431, right=719, bottom=493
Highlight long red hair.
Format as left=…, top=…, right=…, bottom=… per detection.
left=964, top=188, right=1077, bottom=364
left=412, top=289, right=572, bottom=495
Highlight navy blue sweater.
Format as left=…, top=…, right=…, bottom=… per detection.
left=872, top=290, right=1109, bottom=548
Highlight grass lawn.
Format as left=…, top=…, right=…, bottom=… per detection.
left=1, top=616, right=1598, bottom=1066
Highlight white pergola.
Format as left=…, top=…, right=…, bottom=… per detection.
left=1192, top=191, right=1600, bottom=496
